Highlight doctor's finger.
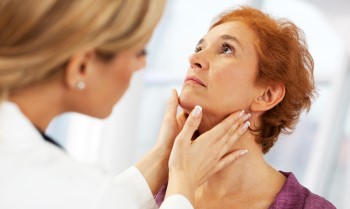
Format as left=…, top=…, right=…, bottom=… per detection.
left=226, top=121, right=250, bottom=147
left=225, top=111, right=250, bottom=140
left=176, top=105, right=202, bottom=142
left=162, top=89, right=179, bottom=124
left=176, top=112, right=188, bottom=130
left=199, top=110, right=245, bottom=145
left=213, top=149, right=248, bottom=174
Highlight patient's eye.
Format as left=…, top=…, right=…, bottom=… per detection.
left=221, top=43, right=235, bottom=55
left=194, top=46, right=202, bottom=53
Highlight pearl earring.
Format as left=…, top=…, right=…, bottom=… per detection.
left=76, top=80, right=86, bottom=90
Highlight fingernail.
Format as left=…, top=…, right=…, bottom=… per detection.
left=170, top=88, right=176, bottom=96
left=238, top=110, right=245, bottom=118
left=168, top=89, right=176, bottom=104
left=240, top=149, right=248, bottom=156
left=239, top=121, right=250, bottom=134
left=192, top=105, right=202, bottom=118
left=242, top=113, right=251, bottom=121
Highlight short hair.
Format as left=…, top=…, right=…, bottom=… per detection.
left=0, top=0, right=165, bottom=99
left=211, top=6, right=316, bottom=153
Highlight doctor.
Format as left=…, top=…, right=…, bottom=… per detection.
left=0, top=0, right=251, bottom=208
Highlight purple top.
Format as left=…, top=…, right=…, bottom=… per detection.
left=155, top=171, right=336, bottom=209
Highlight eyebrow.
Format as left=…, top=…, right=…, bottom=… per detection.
left=220, top=34, right=242, bottom=48
left=197, top=38, right=205, bottom=46
left=196, top=34, right=242, bottom=48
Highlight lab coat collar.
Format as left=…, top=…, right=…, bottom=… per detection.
left=0, top=100, right=43, bottom=147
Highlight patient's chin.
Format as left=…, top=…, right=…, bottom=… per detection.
left=178, top=94, right=197, bottom=114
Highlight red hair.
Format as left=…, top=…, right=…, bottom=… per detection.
left=212, top=6, right=316, bottom=153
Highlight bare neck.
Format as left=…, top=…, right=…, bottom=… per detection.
left=9, top=81, right=66, bottom=132
left=194, top=114, right=286, bottom=207
left=197, top=139, right=282, bottom=196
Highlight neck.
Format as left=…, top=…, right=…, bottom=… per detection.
left=194, top=113, right=286, bottom=203
left=197, top=140, right=273, bottom=196
left=9, top=81, right=66, bottom=132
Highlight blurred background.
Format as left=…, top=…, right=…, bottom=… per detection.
left=47, top=0, right=350, bottom=208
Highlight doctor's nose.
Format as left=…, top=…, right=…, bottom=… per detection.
left=188, top=53, right=208, bottom=71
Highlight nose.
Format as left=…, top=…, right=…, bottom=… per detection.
left=188, top=52, right=208, bottom=71
left=134, top=56, right=146, bottom=72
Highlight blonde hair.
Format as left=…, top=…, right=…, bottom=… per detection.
left=0, top=0, right=165, bottom=100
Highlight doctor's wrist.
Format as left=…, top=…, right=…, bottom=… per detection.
left=166, top=172, right=195, bottom=205
left=135, top=148, right=169, bottom=195
left=151, top=144, right=171, bottom=166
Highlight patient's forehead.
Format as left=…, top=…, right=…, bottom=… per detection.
left=207, top=22, right=256, bottom=49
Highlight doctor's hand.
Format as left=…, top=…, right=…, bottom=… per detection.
left=153, top=89, right=187, bottom=161
left=135, top=89, right=187, bottom=195
left=165, top=107, right=251, bottom=204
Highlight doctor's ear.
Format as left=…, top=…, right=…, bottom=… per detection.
left=64, top=50, right=93, bottom=90
left=250, top=82, right=285, bottom=112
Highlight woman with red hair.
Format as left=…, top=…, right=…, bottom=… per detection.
left=0, top=0, right=251, bottom=208
left=156, top=6, right=335, bottom=208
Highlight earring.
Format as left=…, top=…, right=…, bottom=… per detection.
left=75, top=80, right=86, bottom=90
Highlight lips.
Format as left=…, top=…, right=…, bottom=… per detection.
left=185, top=76, right=206, bottom=87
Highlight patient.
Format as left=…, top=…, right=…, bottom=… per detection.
left=156, top=6, right=335, bottom=209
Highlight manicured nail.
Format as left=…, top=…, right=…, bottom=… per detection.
left=242, top=113, right=251, bottom=121
left=240, top=149, right=248, bottom=156
left=170, top=88, right=177, bottom=96
left=238, top=110, right=245, bottom=118
left=168, top=88, right=176, bottom=104
left=192, top=105, right=202, bottom=118
left=239, top=121, right=250, bottom=134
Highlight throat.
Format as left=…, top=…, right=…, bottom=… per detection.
left=193, top=155, right=286, bottom=209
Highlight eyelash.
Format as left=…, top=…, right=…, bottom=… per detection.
left=194, top=46, right=202, bottom=53
left=221, top=43, right=235, bottom=55
left=136, top=49, right=147, bottom=58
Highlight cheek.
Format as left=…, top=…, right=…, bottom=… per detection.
left=208, top=70, right=255, bottom=110
left=111, top=61, right=134, bottom=85
left=94, top=62, right=133, bottom=107
left=136, top=57, right=146, bottom=70
left=209, top=70, right=238, bottom=96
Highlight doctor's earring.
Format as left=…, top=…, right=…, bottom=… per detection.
left=75, top=80, right=86, bottom=90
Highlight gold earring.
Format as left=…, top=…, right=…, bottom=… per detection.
left=76, top=80, right=86, bottom=90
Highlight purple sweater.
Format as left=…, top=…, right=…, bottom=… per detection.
left=155, top=172, right=336, bottom=209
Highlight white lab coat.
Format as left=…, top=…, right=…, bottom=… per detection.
left=0, top=101, right=193, bottom=209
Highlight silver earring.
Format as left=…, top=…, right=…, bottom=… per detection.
left=76, top=80, right=86, bottom=90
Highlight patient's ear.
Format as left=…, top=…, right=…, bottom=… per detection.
left=250, top=82, right=285, bottom=112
